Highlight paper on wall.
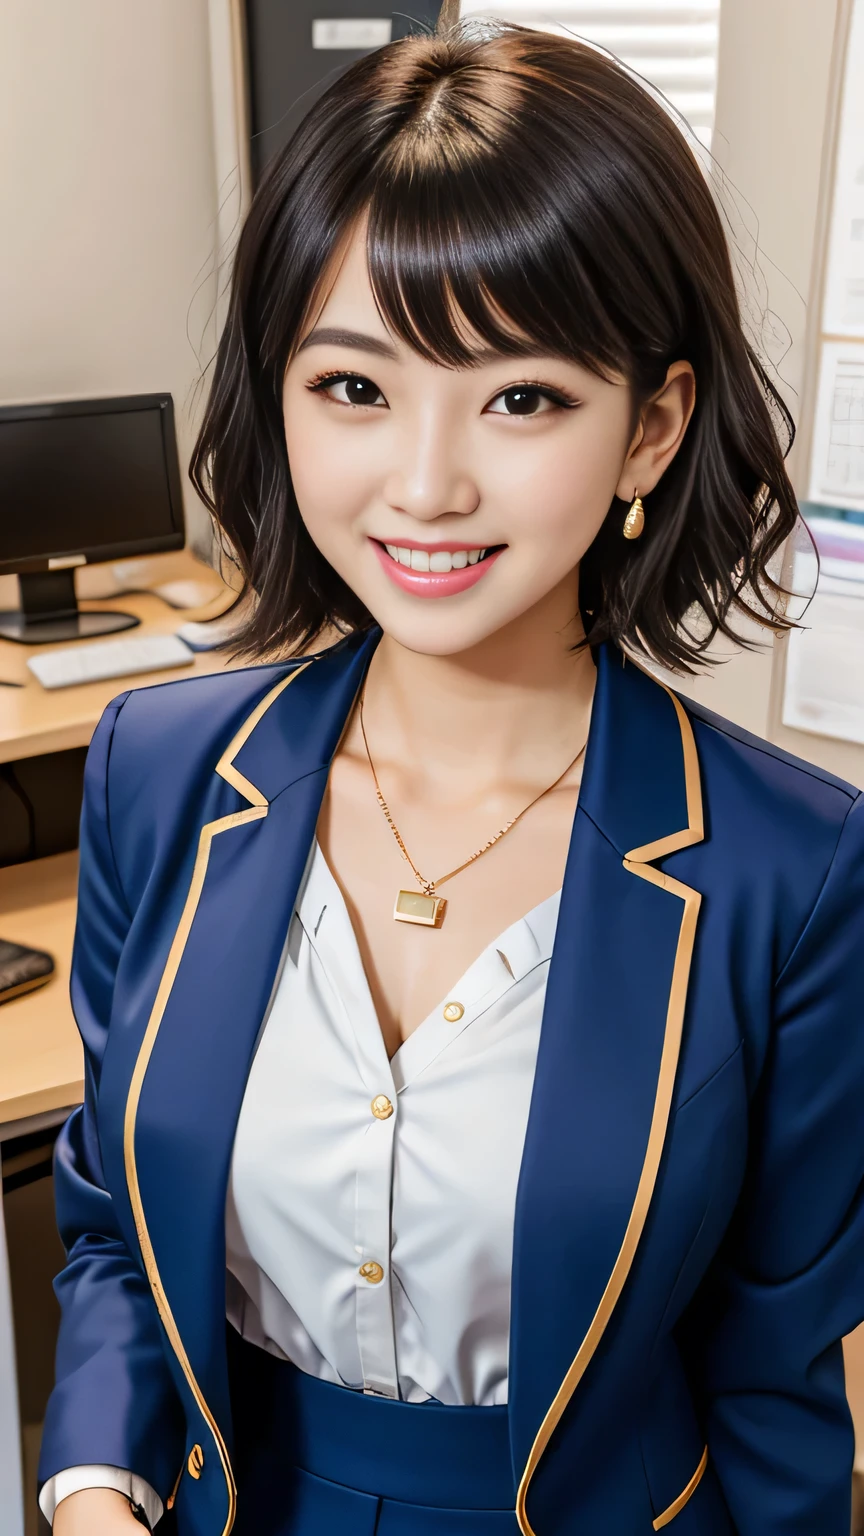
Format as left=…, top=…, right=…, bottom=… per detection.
left=782, top=519, right=864, bottom=743
left=808, top=341, right=864, bottom=513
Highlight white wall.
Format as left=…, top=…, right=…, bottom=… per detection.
left=0, top=0, right=220, bottom=547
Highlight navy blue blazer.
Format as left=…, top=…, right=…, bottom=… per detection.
left=39, top=629, right=864, bottom=1536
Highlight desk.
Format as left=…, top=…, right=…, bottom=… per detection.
left=0, top=553, right=238, bottom=1536
left=0, top=853, right=80, bottom=1131
left=0, top=564, right=238, bottom=765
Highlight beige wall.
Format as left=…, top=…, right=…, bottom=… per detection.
left=667, top=0, right=864, bottom=788
left=0, top=0, right=220, bottom=547
left=714, top=0, right=840, bottom=407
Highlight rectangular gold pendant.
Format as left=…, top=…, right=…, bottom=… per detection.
left=393, top=889, right=447, bottom=927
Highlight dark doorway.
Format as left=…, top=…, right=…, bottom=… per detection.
left=244, top=2, right=441, bottom=181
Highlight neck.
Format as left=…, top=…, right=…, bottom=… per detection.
left=361, top=579, right=596, bottom=793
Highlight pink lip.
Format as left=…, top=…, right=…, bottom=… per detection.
left=371, top=539, right=504, bottom=598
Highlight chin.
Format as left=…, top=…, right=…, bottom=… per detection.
left=391, top=627, right=495, bottom=658
left=361, top=597, right=529, bottom=658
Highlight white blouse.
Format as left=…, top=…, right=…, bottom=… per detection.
left=41, top=841, right=560, bottom=1526
left=226, top=838, right=561, bottom=1404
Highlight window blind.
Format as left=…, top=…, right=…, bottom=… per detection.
left=459, top=1, right=720, bottom=147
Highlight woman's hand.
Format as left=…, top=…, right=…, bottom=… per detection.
left=53, top=1487, right=144, bottom=1535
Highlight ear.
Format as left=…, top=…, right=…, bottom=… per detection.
left=615, top=361, right=696, bottom=503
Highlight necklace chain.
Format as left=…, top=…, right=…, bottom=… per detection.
left=358, top=686, right=588, bottom=898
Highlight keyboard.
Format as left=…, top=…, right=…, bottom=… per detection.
left=27, top=634, right=195, bottom=690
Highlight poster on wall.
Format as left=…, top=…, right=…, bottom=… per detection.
left=807, top=340, right=864, bottom=512
left=782, top=516, right=864, bottom=744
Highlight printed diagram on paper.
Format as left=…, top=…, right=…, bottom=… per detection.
left=809, top=343, right=864, bottom=512
left=782, top=514, right=864, bottom=745
left=823, top=359, right=864, bottom=501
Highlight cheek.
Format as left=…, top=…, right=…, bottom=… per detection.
left=486, top=413, right=628, bottom=557
left=283, top=395, right=371, bottom=537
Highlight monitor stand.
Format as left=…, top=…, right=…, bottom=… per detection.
left=0, top=569, right=141, bottom=644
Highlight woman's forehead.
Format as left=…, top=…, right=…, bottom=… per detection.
left=301, top=221, right=556, bottom=368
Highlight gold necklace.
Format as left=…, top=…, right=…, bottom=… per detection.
left=358, top=689, right=588, bottom=928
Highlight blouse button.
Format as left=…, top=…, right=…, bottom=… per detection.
left=443, top=1001, right=464, bottom=1022
left=187, top=1444, right=204, bottom=1479
left=371, top=1094, right=394, bottom=1120
left=359, top=1261, right=385, bottom=1284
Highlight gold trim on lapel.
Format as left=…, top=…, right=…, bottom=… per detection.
left=653, top=1445, right=708, bottom=1529
left=515, top=679, right=704, bottom=1536
left=625, top=691, right=704, bottom=863
left=123, top=661, right=313, bottom=1536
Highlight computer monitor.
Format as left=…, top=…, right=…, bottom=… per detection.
left=0, top=393, right=185, bottom=643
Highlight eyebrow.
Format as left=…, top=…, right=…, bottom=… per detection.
left=295, top=325, right=550, bottom=366
left=296, top=327, right=401, bottom=359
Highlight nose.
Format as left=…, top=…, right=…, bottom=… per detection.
left=382, top=415, right=480, bottom=522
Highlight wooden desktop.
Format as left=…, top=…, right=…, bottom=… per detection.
left=0, top=560, right=237, bottom=766
left=0, top=853, right=80, bottom=1129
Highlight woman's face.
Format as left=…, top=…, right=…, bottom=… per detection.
left=282, top=220, right=687, bottom=657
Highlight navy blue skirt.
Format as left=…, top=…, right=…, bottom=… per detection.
left=226, top=1328, right=520, bottom=1535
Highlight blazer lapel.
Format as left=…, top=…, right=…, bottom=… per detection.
left=120, top=630, right=379, bottom=1530
left=509, top=647, right=704, bottom=1536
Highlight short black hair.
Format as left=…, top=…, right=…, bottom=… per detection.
left=191, top=21, right=799, bottom=672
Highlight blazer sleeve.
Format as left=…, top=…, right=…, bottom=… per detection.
left=685, top=791, right=864, bottom=1534
left=37, top=695, right=186, bottom=1506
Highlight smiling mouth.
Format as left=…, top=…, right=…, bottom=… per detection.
left=380, top=543, right=502, bottom=572
left=370, top=538, right=506, bottom=598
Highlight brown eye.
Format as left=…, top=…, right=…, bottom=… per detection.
left=342, top=375, right=383, bottom=406
left=486, top=384, right=572, bottom=416
left=501, top=387, right=545, bottom=415
left=309, top=372, right=387, bottom=407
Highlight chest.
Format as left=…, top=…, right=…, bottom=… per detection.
left=317, top=751, right=582, bottom=1056
left=231, top=900, right=549, bottom=1295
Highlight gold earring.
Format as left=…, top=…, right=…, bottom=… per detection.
left=623, top=492, right=645, bottom=540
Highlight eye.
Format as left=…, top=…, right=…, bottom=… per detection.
left=307, top=371, right=387, bottom=408
left=486, top=384, right=577, bottom=417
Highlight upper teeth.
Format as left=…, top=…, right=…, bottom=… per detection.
left=384, top=545, right=487, bottom=572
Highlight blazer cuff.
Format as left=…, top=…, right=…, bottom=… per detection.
left=39, top=1466, right=164, bottom=1528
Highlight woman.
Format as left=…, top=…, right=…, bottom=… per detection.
left=39, top=9, right=864, bottom=1536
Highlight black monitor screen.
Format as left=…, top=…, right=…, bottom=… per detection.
left=0, top=400, right=182, bottom=565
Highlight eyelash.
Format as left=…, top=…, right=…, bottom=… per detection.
left=306, top=370, right=361, bottom=395
left=304, top=369, right=580, bottom=413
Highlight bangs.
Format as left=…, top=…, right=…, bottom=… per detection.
left=364, top=158, right=630, bottom=380
left=355, top=27, right=683, bottom=389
